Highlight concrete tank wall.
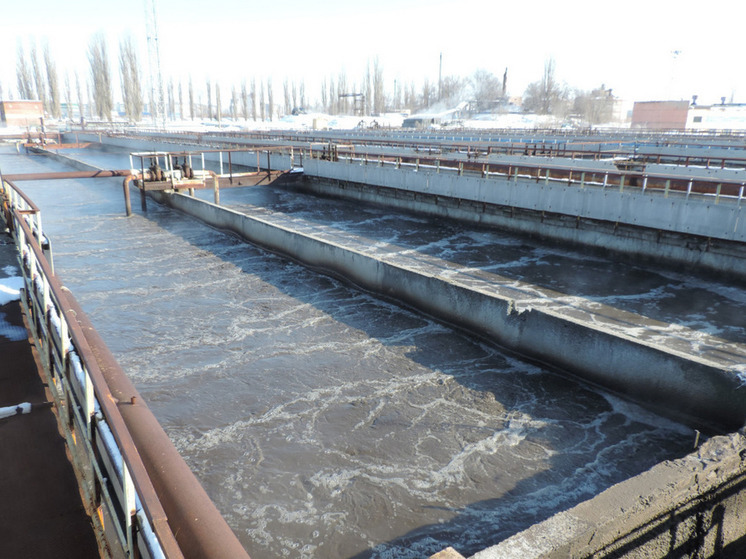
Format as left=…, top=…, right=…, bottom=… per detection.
left=472, top=430, right=746, bottom=559
left=304, top=158, right=745, bottom=242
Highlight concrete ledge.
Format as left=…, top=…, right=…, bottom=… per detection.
left=472, top=431, right=746, bottom=558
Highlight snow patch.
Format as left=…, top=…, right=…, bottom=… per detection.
left=0, top=276, right=24, bottom=306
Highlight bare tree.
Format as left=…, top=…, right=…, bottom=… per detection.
left=215, top=82, right=222, bottom=123
left=241, top=80, right=248, bottom=120
left=16, top=43, right=34, bottom=99
left=30, top=42, right=47, bottom=110
left=119, top=36, right=143, bottom=121
left=328, top=76, right=337, bottom=114
left=299, top=81, right=306, bottom=111
left=440, top=75, right=466, bottom=106
left=64, top=74, right=73, bottom=120
left=266, top=78, right=273, bottom=121
left=421, top=78, right=434, bottom=109
left=86, top=82, right=93, bottom=118
left=338, top=71, right=348, bottom=114
left=522, top=58, right=569, bottom=116
left=43, top=43, right=61, bottom=118
left=372, top=57, right=384, bottom=114
left=206, top=78, right=212, bottom=120
left=283, top=79, right=291, bottom=115
left=178, top=81, right=183, bottom=120
left=320, top=77, right=328, bottom=112
left=250, top=78, right=257, bottom=121
left=404, top=81, right=416, bottom=112
left=573, top=85, right=615, bottom=125
left=188, top=76, right=194, bottom=120
left=363, top=65, right=371, bottom=114
left=231, top=85, right=237, bottom=120
left=88, top=34, right=113, bottom=120
left=469, top=69, right=502, bottom=112
left=260, top=80, right=265, bottom=120
left=168, top=78, right=175, bottom=120
left=75, top=72, right=84, bottom=122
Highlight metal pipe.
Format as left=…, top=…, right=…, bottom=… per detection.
left=4, top=170, right=131, bottom=181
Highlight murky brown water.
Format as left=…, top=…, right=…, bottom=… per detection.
left=1, top=146, right=720, bottom=558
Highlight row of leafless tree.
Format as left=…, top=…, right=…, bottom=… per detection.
left=10, top=36, right=616, bottom=124
left=522, top=59, right=616, bottom=123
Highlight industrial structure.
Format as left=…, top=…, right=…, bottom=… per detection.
left=632, top=99, right=746, bottom=130
left=3, top=123, right=746, bottom=558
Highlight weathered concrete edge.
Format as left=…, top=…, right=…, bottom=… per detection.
left=471, top=430, right=746, bottom=558
left=151, top=188, right=746, bottom=431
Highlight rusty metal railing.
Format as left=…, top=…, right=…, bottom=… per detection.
left=0, top=178, right=250, bottom=559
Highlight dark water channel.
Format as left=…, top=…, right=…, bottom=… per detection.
left=1, top=145, right=725, bottom=558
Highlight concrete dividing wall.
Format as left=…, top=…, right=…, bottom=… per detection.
left=472, top=430, right=746, bottom=559
left=296, top=164, right=746, bottom=279
left=304, top=158, right=746, bottom=242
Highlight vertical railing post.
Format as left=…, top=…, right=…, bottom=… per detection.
left=85, top=370, right=95, bottom=434
left=123, top=461, right=137, bottom=555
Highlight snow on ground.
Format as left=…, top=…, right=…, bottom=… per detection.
left=0, top=276, right=23, bottom=306
left=1, top=107, right=631, bottom=137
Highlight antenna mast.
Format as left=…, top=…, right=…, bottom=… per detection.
left=144, top=0, right=166, bottom=127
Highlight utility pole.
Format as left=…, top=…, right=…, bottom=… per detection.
left=144, top=0, right=166, bottom=128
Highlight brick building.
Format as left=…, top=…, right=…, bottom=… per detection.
left=0, top=100, right=44, bottom=127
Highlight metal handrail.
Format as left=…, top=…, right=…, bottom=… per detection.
left=314, top=149, right=746, bottom=203
left=0, top=178, right=249, bottom=559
